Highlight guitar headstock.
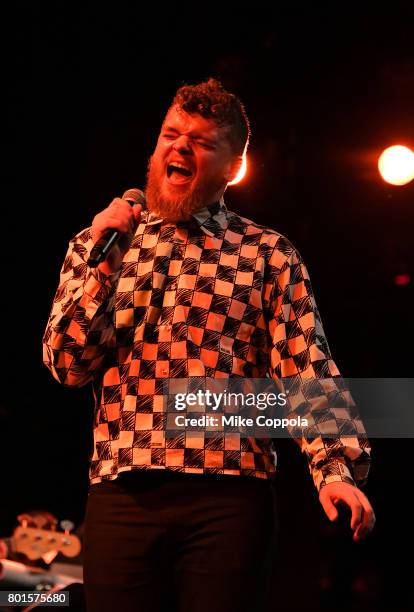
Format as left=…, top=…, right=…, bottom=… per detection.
left=12, top=526, right=81, bottom=561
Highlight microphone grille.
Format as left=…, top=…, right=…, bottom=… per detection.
left=122, top=188, right=147, bottom=210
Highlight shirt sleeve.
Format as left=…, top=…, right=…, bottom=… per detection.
left=42, top=228, right=120, bottom=387
left=266, top=238, right=371, bottom=491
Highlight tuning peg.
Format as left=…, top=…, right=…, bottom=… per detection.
left=60, top=520, right=74, bottom=534
left=17, top=513, right=30, bottom=528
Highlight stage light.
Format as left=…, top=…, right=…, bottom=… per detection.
left=228, top=154, right=248, bottom=186
left=378, top=145, right=414, bottom=186
left=394, top=273, right=410, bottom=286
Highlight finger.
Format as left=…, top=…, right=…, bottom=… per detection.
left=353, top=493, right=376, bottom=540
left=107, top=199, right=135, bottom=221
left=101, top=216, right=131, bottom=234
left=132, top=203, right=144, bottom=222
left=94, top=207, right=129, bottom=224
left=353, top=522, right=367, bottom=541
left=112, top=202, right=143, bottom=228
left=92, top=217, right=131, bottom=240
left=320, top=492, right=338, bottom=522
left=108, top=197, right=129, bottom=210
left=355, top=489, right=376, bottom=518
left=97, top=200, right=135, bottom=223
left=353, top=512, right=372, bottom=541
left=349, top=495, right=363, bottom=531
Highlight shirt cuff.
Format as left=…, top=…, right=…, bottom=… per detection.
left=312, top=459, right=357, bottom=492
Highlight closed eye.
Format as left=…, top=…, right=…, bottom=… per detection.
left=196, top=141, right=215, bottom=150
left=162, top=132, right=215, bottom=150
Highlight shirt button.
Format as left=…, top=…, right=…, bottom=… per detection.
left=161, top=369, right=168, bottom=375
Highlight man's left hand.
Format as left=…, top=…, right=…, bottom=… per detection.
left=319, top=481, right=376, bottom=542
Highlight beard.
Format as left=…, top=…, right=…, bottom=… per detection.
left=144, top=156, right=223, bottom=223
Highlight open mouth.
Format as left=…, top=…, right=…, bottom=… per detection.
left=166, top=163, right=194, bottom=184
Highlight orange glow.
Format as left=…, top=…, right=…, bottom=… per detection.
left=228, top=155, right=248, bottom=186
left=378, top=145, right=414, bottom=186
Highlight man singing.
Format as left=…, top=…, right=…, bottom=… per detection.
left=43, top=78, right=375, bottom=612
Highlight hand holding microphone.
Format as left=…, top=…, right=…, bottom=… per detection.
left=88, top=188, right=146, bottom=275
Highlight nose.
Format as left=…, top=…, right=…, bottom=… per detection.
left=172, top=135, right=192, bottom=154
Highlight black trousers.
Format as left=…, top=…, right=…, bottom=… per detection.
left=83, top=470, right=278, bottom=612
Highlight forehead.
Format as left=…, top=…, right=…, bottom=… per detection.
left=161, top=105, right=230, bottom=143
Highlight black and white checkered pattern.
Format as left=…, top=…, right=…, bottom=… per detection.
left=43, top=200, right=371, bottom=490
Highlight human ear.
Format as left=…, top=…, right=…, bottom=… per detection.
left=224, top=156, right=243, bottom=183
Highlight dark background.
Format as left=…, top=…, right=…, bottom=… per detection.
left=3, top=4, right=414, bottom=611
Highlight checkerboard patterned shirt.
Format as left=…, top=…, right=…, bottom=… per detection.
left=43, top=200, right=371, bottom=490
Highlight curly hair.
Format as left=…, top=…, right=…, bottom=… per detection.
left=171, top=78, right=250, bottom=156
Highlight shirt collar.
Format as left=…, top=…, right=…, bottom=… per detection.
left=141, top=197, right=228, bottom=238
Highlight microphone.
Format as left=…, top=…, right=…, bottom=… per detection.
left=87, top=188, right=147, bottom=268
